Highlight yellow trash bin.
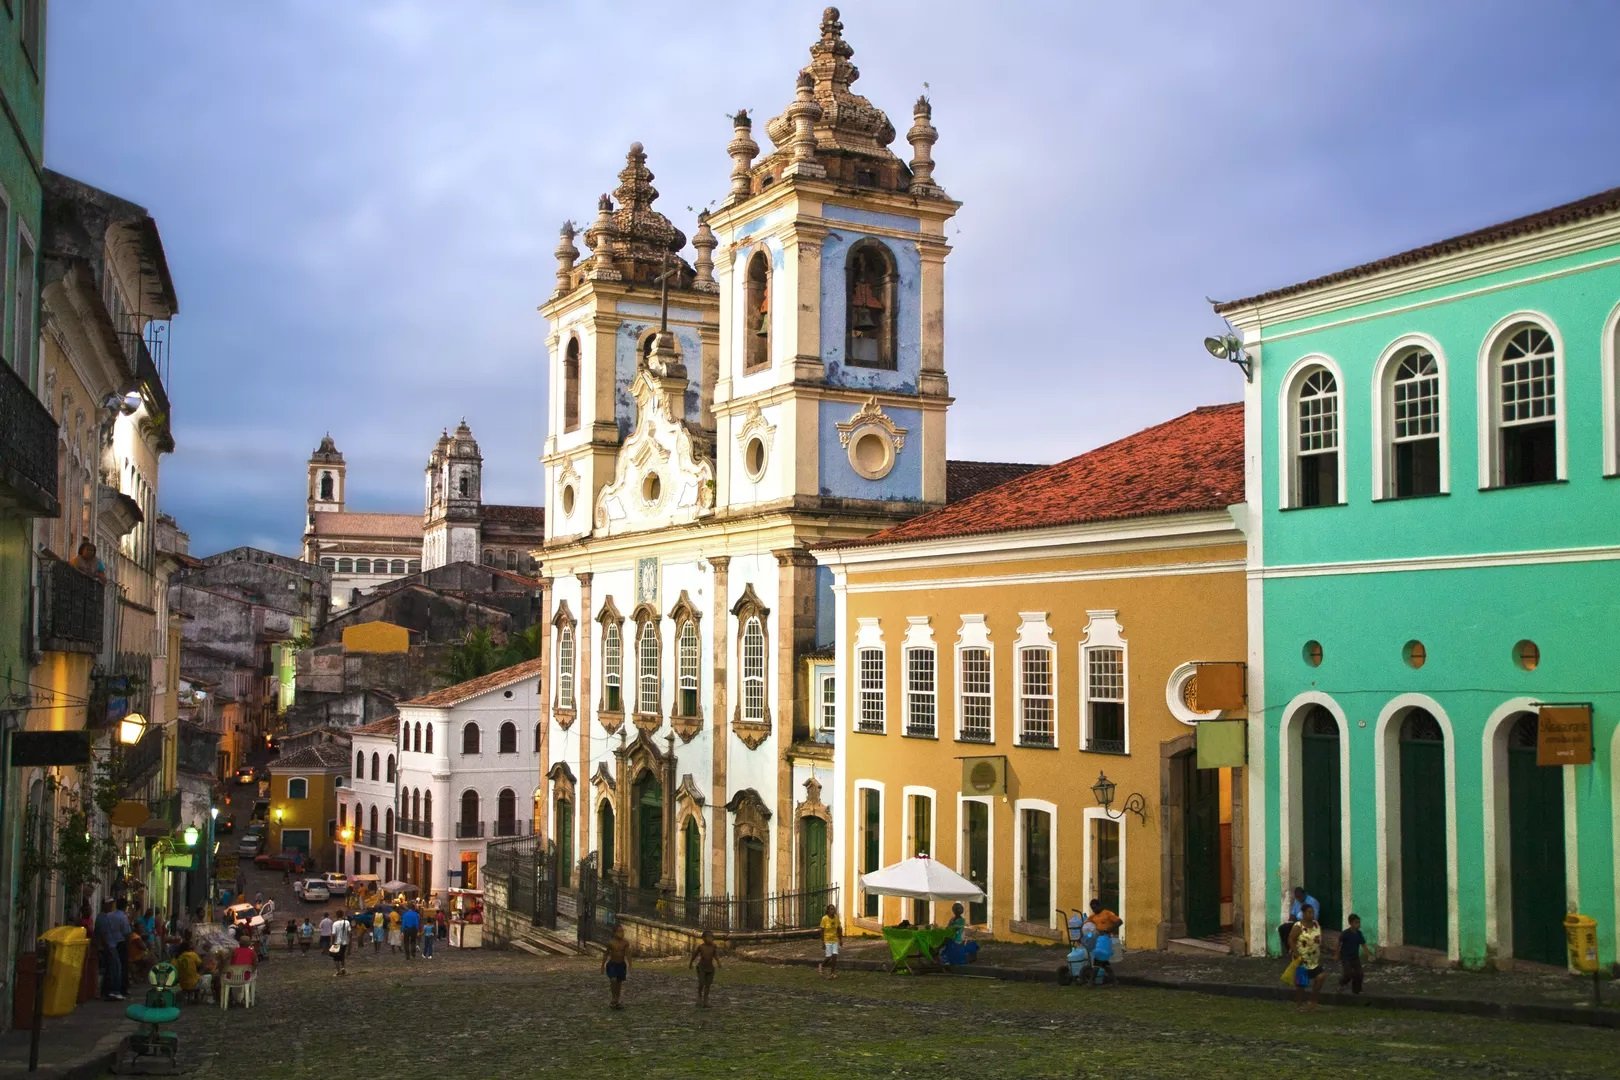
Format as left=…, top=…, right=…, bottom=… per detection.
left=1563, top=914, right=1598, bottom=974
left=39, top=925, right=90, bottom=1017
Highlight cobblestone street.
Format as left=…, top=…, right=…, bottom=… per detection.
left=149, top=941, right=1618, bottom=1080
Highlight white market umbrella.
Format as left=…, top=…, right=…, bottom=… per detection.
left=382, top=880, right=416, bottom=893
left=859, top=855, right=984, bottom=902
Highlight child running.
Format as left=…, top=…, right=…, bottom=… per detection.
left=1338, top=912, right=1373, bottom=994
left=603, top=924, right=631, bottom=1009
left=689, top=929, right=720, bottom=1008
left=818, top=903, right=843, bottom=979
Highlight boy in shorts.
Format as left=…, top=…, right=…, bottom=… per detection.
left=689, top=929, right=720, bottom=1007
left=603, top=924, right=631, bottom=1009
left=1338, top=912, right=1372, bottom=994
left=818, top=903, right=843, bottom=979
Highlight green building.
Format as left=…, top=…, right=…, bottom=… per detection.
left=0, top=0, right=49, bottom=1027
left=1218, top=184, right=1620, bottom=969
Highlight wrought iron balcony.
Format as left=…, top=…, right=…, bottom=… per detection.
left=455, top=820, right=485, bottom=839
left=40, top=557, right=105, bottom=653
left=0, top=358, right=59, bottom=516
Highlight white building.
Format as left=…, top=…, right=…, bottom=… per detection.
left=394, top=659, right=543, bottom=894
left=338, top=713, right=401, bottom=882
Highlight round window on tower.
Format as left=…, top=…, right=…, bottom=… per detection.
left=849, top=430, right=894, bottom=480
left=561, top=483, right=576, bottom=517
left=744, top=437, right=767, bottom=481
left=642, top=473, right=663, bottom=506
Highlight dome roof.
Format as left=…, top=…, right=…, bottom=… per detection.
left=310, top=433, right=344, bottom=463
left=582, top=143, right=694, bottom=288
left=765, top=8, right=901, bottom=169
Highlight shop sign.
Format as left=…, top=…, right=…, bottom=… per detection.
left=1537, top=704, right=1593, bottom=766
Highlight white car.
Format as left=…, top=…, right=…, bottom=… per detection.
left=295, top=878, right=331, bottom=902
left=321, top=873, right=351, bottom=896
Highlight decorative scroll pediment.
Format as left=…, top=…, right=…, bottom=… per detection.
left=593, top=370, right=715, bottom=538
left=590, top=760, right=616, bottom=794
left=547, top=762, right=576, bottom=802
left=836, top=396, right=908, bottom=452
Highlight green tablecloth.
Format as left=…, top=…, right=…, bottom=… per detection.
left=881, top=926, right=954, bottom=973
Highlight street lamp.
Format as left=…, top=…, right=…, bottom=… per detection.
left=118, top=712, right=148, bottom=746
left=207, top=806, right=219, bottom=919
left=1090, top=771, right=1147, bottom=824
left=183, top=825, right=199, bottom=848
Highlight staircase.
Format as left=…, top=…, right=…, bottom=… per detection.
left=508, top=921, right=591, bottom=958
left=1168, top=930, right=1236, bottom=956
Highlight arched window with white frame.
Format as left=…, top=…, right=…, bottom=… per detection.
left=730, top=585, right=771, bottom=728
left=598, top=599, right=624, bottom=715
left=1285, top=362, right=1342, bottom=508
left=1377, top=342, right=1445, bottom=499
left=1604, top=304, right=1620, bottom=477
left=635, top=610, right=661, bottom=717
left=563, top=335, right=581, bottom=432
left=1482, top=319, right=1562, bottom=488
left=677, top=620, right=701, bottom=719
left=853, top=617, right=885, bottom=734
left=553, top=603, right=576, bottom=713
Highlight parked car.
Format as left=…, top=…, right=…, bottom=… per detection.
left=234, top=765, right=257, bottom=785
left=217, top=815, right=236, bottom=835
left=254, top=850, right=307, bottom=873
left=298, top=879, right=331, bottom=903
left=321, top=872, right=351, bottom=896
left=236, top=833, right=265, bottom=857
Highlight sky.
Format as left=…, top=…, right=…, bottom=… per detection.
left=41, top=0, right=1620, bottom=558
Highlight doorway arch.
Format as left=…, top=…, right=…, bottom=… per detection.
left=1505, top=711, right=1567, bottom=964
left=1281, top=694, right=1349, bottom=936
left=632, top=770, right=663, bottom=890
left=598, top=799, right=616, bottom=874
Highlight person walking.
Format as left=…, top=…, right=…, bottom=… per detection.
left=329, top=909, right=350, bottom=977
left=1278, top=885, right=1320, bottom=956
left=93, top=899, right=130, bottom=1000
left=112, top=898, right=134, bottom=997
left=603, top=924, right=631, bottom=1009
left=1287, top=903, right=1327, bottom=1012
left=386, top=906, right=403, bottom=953
left=421, top=914, right=436, bottom=959
left=317, top=913, right=333, bottom=953
left=689, top=929, right=720, bottom=1008
left=1337, top=912, right=1373, bottom=995
left=401, top=904, right=421, bottom=959
left=817, top=903, right=843, bottom=979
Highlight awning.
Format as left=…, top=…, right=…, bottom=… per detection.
left=859, top=855, right=984, bottom=902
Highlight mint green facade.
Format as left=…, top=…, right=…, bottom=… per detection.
left=1232, top=219, right=1620, bottom=969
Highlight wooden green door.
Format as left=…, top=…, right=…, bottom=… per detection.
left=1300, top=707, right=1342, bottom=930
left=802, top=817, right=828, bottom=894
left=1508, top=713, right=1566, bottom=965
left=1399, top=710, right=1448, bottom=951
left=964, top=802, right=989, bottom=925
left=683, top=820, right=702, bottom=899
left=598, top=802, right=615, bottom=875
left=634, top=774, right=662, bottom=889
left=555, top=799, right=573, bottom=889
left=1182, top=752, right=1221, bottom=939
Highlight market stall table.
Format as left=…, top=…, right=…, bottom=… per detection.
left=881, top=926, right=955, bottom=973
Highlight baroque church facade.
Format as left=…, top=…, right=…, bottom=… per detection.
left=302, top=424, right=545, bottom=609
left=534, top=8, right=975, bottom=907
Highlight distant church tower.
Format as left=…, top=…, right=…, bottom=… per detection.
left=422, top=421, right=483, bottom=570
left=307, top=434, right=346, bottom=516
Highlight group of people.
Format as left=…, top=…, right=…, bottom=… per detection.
left=89, top=898, right=188, bottom=1001
left=277, top=901, right=447, bottom=976
left=1280, top=885, right=1375, bottom=1011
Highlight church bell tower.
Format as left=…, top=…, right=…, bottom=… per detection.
left=307, top=433, right=346, bottom=516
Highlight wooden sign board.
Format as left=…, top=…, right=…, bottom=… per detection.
left=1196, top=720, right=1247, bottom=768
left=1192, top=662, right=1246, bottom=712
left=1537, top=704, right=1593, bottom=766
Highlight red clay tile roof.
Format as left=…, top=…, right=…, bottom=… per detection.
left=482, top=504, right=546, bottom=527
left=1215, top=183, right=1620, bottom=313
left=945, top=460, right=1045, bottom=504
left=351, top=714, right=400, bottom=737
left=400, top=656, right=545, bottom=709
left=311, top=511, right=422, bottom=539
left=833, top=403, right=1244, bottom=548
left=272, top=741, right=351, bottom=771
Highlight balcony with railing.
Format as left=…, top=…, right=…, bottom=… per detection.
left=0, top=358, right=58, bottom=516
left=397, top=819, right=433, bottom=839
left=39, top=557, right=105, bottom=653
left=491, top=817, right=530, bottom=838
left=455, top=820, right=485, bottom=839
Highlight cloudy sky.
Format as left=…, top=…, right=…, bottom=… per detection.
left=43, top=1, right=1620, bottom=557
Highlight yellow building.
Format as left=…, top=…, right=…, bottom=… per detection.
left=817, top=404, right=1252, bottom=951
left=268, top=741, right=348, bottom=872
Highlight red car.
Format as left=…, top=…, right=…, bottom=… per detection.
left=254, top=850, right=307, bottom=872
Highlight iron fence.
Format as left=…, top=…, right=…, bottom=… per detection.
left=40, top=557, right=104, bottom=651
left=0, top=357, right=58, bottom=514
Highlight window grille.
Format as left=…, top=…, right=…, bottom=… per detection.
left=959, top=647, right=992, bottom=742
left=1018, top=648, right=1054, bottom=746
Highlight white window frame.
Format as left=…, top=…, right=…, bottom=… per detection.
left=1371, top=334, right=1450, bottom=500
left=853, top=617, right=885, bottom=734
left=1012, top=797, right=1058, bottom=931
left=1276, top=355, right=1347, bottom=509
left=903, top=784, right=937, bottom=858
left=1079, top=610, right=1128, bottom=755
left=1013, top=612, right=1056, bottom=748
left=602, top=621, right=623, bottom=712
left=0, top=180, right=12, bottom=371
left=817, top=667, right=837, bottom=735
left=956, top=795, right=994, bottom=926
left=556, top=623, right=576, bottom=710
left=854, top=779, right=885, bottom=923
left=1477, top=313, right=1566, bottom=488
left=677, top=619, right=701, bottom=718
left=637, top=618, right=661, bottom=716
left=954, top=615, right=994, bottom=744
left=287, top=776, right=309, bottom=800
left=740, top=615, right=765, bottom=722
left=1604, top=302, right=1620, bottom=477
left=902, top=616, right=936, bottom=739
left=1081, top=807, right=1128, bottom=947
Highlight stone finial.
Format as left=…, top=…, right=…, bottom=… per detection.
left=554, top=220, right=580, bottom=295
left=645, top=329, right=687, bottom=383
left=691, top=210, right=718, bottom=293
left=782, top=72, right=827, bottom=179
left=586, top=194, right=621, bottom=280
left=727, top=110, right=759, bottom=203
left=907, top=94, right=942, bottom=196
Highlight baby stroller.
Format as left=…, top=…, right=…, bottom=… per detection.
left=1056, top=911, right=1117, bottom=987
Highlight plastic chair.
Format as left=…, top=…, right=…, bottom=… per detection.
left=220, top=964, right=256, bottom=1009
left=119, top=961, right=182, bottom=1073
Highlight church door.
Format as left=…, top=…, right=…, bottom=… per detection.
left=801, top=816, right=828, bottom=926
left=738, top=837, right=767, bottom=930
left=634, top=773, right=663, bottom=891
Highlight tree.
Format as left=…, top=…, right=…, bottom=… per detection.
left=436, top=628, right=502, bottom=686
left=497, top=623, right=541, bottom=668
